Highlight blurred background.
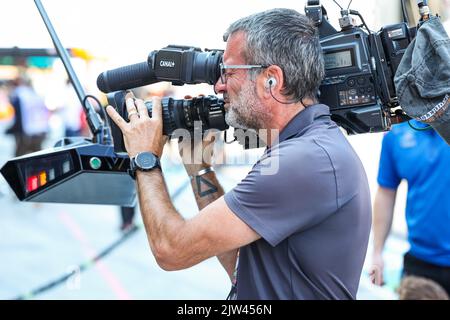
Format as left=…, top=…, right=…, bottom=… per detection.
left=0, top=0, right=449, bottom=299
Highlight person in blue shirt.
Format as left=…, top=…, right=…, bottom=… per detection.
left=369, top=120, right=450, bottom=295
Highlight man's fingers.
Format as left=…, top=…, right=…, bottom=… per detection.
left=369, top=269, right=377, bottom=284
left=151, top=97, right=162, bottom=121
left=369, top=266, right=383, bottom=286
left=126, top=96, right=139, bottom=120
left=106, top=106, right=127, bottom=131
left=135, top=98, right=149, bottom=119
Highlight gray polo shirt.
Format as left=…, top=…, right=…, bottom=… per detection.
left=224, top=104, right=371, bottom=300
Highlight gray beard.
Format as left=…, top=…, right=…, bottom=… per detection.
left=225, top=107, right=249, bottom=129
left=224, top=81, right=270, bottom=131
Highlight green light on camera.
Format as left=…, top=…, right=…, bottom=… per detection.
left=89, top=157, right=102, bottom=170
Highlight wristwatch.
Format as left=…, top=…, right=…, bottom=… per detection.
left=129, top=152, right=161, bottom=179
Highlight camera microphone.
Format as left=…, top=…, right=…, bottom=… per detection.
left=97, top=46, right=223, bottom=94
left=97, top=61, right=157, bottom=93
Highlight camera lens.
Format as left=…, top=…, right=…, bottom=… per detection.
left=144, top=96, right=227, bottom=136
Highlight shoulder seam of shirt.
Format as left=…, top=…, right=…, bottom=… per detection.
left=224, top=191, right=280, bottom=247
left=313, top=139, right=339, bottom=211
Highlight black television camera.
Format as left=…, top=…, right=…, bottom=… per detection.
left=305, top=0, right=415, bottom=134
left=98, top=1, right=418, bottom=147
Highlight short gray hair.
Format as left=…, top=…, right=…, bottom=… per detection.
left=224, top=8, right=324, bottom=103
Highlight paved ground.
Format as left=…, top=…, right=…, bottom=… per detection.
left=0, top=122, right=403, bottom=300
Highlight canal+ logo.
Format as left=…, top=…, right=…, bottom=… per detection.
left=160, top=60, right=175, bottom=68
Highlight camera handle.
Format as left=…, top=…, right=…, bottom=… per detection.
left=34, top=0, right=112, bottom=146
left=305, top=1, right=339, bottom=37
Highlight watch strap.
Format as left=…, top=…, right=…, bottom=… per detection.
left=128, top=152, right=161, bottom=180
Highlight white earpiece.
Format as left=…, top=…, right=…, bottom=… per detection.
left=265, top=77, right=277, bottom=89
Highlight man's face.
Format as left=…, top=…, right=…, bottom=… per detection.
left=215, top=32, right=271, bottom=130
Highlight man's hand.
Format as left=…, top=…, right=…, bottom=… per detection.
left=106, top=92, right=167, bottom=158
left=178, top=129, right=219, bottom=172
left=369, top=252, right=385, bottom=286
left=176, top=95, right=220, bottom=173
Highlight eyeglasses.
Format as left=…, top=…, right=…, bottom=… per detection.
left=219, top=63, right=269, bottom=84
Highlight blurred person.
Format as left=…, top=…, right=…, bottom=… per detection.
left=398, top=275, right=449, bottom=300
left=60, top=79, right=84, bottom=137
left=107, top=9, right=371, bottom=299
left=0, top=81, right=14, bottom=122
left=369, top=120, right=450, bottom=295
left=6, top=76, right=49, bottom=156
left=120, top=206, right=136, bottom=232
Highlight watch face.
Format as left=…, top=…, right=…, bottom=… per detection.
left=135, top=152, right=157, bottom=170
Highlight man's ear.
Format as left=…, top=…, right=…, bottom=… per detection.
left=264, top=65, right=284, bottom=90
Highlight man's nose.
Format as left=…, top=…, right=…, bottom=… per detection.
left=214, top=79, right=226, bottom=94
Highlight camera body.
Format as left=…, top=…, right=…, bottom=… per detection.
left=100, top=2, right=418, bottom=147
left=306, top=1, right=415, bottom=134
